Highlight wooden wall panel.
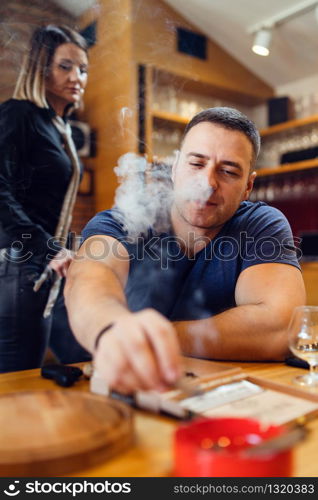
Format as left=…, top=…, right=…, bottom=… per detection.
left=80, top=0, right=137, bottom=212
left=131, top=0, right=273, bottom=105
left=80, top=0, right=274, bottom=212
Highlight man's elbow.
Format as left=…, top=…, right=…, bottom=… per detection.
left=266, top=333, right=290, bottom=361
left=266, top=294, right=306, bottom=361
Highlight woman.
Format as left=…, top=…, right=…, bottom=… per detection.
left=0, top=25, right=91, bottom=372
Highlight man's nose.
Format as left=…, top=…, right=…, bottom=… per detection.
left=206, top=166, right=218, bottom=190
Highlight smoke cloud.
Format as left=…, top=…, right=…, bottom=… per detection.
left=175, top=174, right=213, bottom=208
left=113, top=152, right=213, bottom=240
left=113, top=153, right=173, bottom=239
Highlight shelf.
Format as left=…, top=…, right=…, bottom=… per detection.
left=152, top=67, right=270, bottom=106
left=260, top=115, right=318, bottom=138
left=151, top=109, right=189, bottom=126
left=153, top=109, right=318, bottom=141
left=256, top=158, right=318, bottom=177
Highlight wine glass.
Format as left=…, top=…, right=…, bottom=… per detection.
left=288, top=306, right=318, bottom=387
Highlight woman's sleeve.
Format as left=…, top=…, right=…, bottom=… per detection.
left=0, top=101, right=57, bottom=257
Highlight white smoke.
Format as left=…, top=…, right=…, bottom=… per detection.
left=176, top=175, right=213, bottom=208
left=113, top=153, right=173, bottom=239
left=113, top=152, right=213, bottom=240
left=119, top=107, right=133, bottom=132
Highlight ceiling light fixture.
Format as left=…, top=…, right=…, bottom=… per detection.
left=252, top=28, right=272, bottom=56
left=248, top=0, right=318, bottom=57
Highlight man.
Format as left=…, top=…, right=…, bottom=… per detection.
left=65, top=107, right=305, bottom=394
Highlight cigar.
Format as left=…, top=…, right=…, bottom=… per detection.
left=173, top=378, right=204, bottom=397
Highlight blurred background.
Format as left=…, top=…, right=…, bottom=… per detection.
left=1, top=0, right=318, bottom=295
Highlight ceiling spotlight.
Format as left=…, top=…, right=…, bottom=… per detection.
left=252, top=28, right=272, bottom=56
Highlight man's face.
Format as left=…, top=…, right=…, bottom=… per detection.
left=171, top=121, right=256, bottom=234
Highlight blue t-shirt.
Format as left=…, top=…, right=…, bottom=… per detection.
left=82, top=201, right=300, bottom=321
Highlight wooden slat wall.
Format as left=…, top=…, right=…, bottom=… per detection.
left=80, top=0, right=274, bottom=211
left=131, top=0, right=273, bottom=105
left=79, top=0, right=137, bottom=213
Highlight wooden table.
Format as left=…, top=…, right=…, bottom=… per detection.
left=1, top=360, right=318, bottom=477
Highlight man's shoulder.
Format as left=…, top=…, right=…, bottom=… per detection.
left=236, top=200, right=283, bottom=218
left=82, top=208, right=126, bottom=242
left=83, top=208, right=121, bottom=229
left=231, top=201, right=288, bottom=227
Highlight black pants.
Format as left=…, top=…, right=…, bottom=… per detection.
left=0, top=251, right=91, bottom=373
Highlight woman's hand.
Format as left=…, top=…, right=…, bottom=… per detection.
left=49, top=249, right=74, bottom=278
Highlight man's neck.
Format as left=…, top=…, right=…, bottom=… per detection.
left=170, top=205, right=222, bottom=257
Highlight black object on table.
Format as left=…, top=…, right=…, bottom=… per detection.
left=41, top=364, right=83, bottom=387
left=285, top=356, right=309, bottom=370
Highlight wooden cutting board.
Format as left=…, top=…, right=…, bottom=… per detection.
left=0, top=390, right=134, bottom=476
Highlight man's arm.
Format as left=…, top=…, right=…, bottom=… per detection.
left=64, top=235, right=181, bottom=393
left=174, top=263, right=306, bottom=361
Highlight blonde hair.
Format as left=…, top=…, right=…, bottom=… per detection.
left=13, top=25, right=87, bottom=109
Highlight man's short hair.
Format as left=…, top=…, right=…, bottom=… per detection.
left=183, top=107, right=261, bottom=168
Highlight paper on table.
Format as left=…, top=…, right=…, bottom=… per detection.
left=180, top=380, right=263, bottom=413
left=202, top=389, right=318, bottom=426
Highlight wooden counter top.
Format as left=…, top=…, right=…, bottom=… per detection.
left=1, top=360, right=318, bottom=477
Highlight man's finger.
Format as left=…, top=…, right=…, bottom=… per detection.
left=140, top=311, right=181, bottom=385
left=95, top=330, right=154, bottom=393
left=117, top=324, right=164, bottom=390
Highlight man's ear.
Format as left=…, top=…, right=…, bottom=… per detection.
left=171, top=150, right=180, bottom=183
left=243, top=171, right=257, bottom=200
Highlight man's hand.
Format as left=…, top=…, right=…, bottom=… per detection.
left=49, top=249, right=74, bottom=278
left=94, top=308, right=182, bottom=394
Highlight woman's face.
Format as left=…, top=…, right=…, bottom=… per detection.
left=45, top=42, right=88, bottom=108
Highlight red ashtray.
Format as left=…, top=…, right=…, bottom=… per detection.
left=174, top=417, right=293, bottom=477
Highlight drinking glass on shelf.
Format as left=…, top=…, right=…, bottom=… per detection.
left=288, top=306, right=318, bottom=387
left=167, top=87, right=178, bottom=114
left=256, top=183, right=266, bottom=201
left=294, top=96, right=304, bottom=119
left=248, top=189, right=257, bottom=202
left=265, top=180, right=276, bottom=202
left=273, top=176, right=283, bottom=203
left=179, top=99, right=189, bottom=118
left=307, top=173, right=318, bottom=198
left=299, top=128, right=311, bottom=149
left=309, top=124, right=318, bottom=145
left=280, top=177, right=292, bottom=201
left=301, top=95, right=311, bottom=118
left=311, top=92, right=318, bottom=115
left=291, top=175, right=305, bottom=200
